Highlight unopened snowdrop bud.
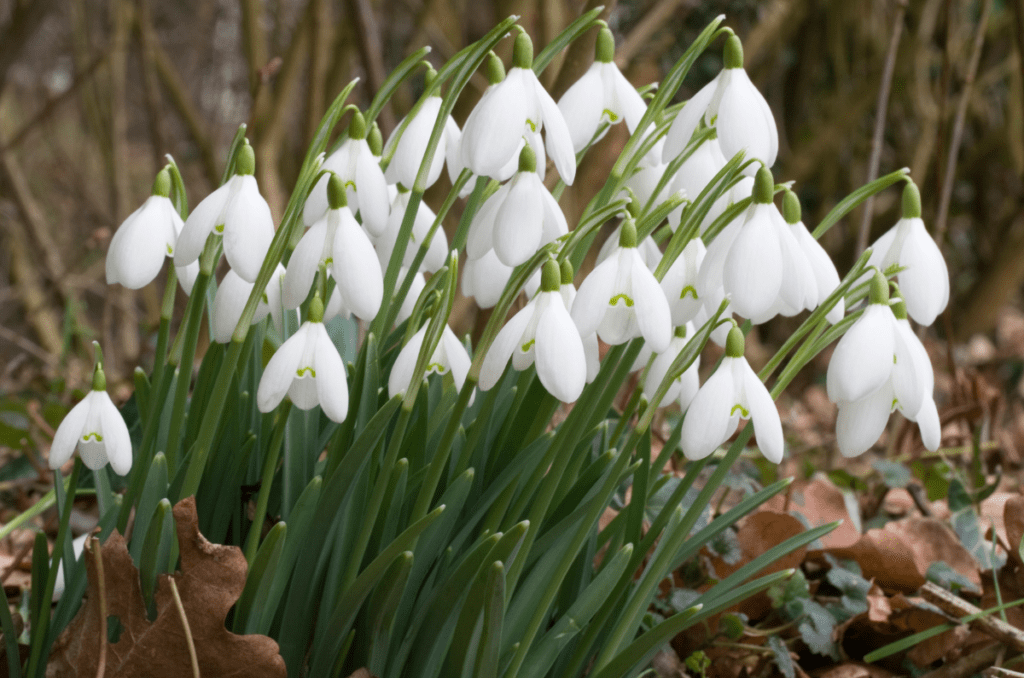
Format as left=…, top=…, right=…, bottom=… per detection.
left=212, top=264, right=286, bottom=343
left=866, top=181, right=949, bottom=326
left=557, top=24, right=646, bottom=153
left=466, top=144, right=568, bottom=267
left=826, top=269, right=896, bottom=405
left=106, top=167, right=186, bottom=289
left=641, top=322, right=701, bottom=410
left=384, top=68, right=462, bottom=190
left=174, top=142, right=275, bottom=283
left=257, top=293, right=348, bottom=422
left=680, top=325, right=783, bottom=463
left=783, top=189, right=844, bottom=324
left=388, top=323, right=472, bottom=399
left=303, top=111, right=390, bottom=235
left=460, top=30, right=576, bottom=184
left=663, top=34, right=777, bottom=173
left=480, top=258, right=587, bottom=402
left=49, top=343, right=132, bottom=475
left=572, top=217, right=672, bottom=352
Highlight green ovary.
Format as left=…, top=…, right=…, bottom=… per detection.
left=608, top=294, right=634, bottom=307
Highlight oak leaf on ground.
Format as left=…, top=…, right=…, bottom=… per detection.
left=46, top=497, right=286, bottom=677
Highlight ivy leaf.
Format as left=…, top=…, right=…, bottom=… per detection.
left=873, top=460, right=911, bottom=489
left=926, top=561, right=979, bottom=594
left=826, top=563, right=871, bottom=617
left=768, top=636, right=795, bottom=678
left=798, top=600, right=838, bottom=659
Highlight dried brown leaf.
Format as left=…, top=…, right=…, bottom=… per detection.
left=766, top=477, right=861, bottom=549
left=1005, top=495, right=1024, bottom=566
left=47, top=497, right=286, bottom=678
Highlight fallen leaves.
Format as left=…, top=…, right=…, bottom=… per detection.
left=46, top=497, right=286, bottom=678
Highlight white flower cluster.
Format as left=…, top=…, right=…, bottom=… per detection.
left=88, top=23, right=950, bottom=476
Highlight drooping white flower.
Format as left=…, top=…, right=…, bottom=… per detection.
left=663, top=35, right=777, bottom=172
left=866, top=182, right=949, bottom=327
left=834, top=293, right=941, bottom=457
left=463, top=249, right=513, bottom=309
left=176, top=260, right=200, bottom=296
left=466, top=145, right=568, bottom=267
left=623, top=138, right=672, bottom=209
left=826, top=271, right=898, bottom=405
left=571, top=218, right=672, bottom=353
left=256, top=296, right=348, bottom=423
left=304, top=111, right=390, bottom=236
left=665, top=135, right=729, bottom=231
left=106, top=168, right=184, bottom=289
left=660, top=237, right=707, bottom=327
left=479, top=259, right=587, bottom=402
left=174, top=144, right=275, bottom=283
left=553, top=260, right=600, bottom=383
left=745, top=207, right=820, bottom=325
left=375, top=189, right=448, bottom=274
left=460, top=33, right=576, bottom=185
left=783, top=190, right=844, bottom=324
left=388, top=323, right=471, bottom=399
left=557, top=26, right=646, bottom=153
left=212, top=264, right=287, bottom=343
left=50, top=354, right=132, bottom=475
left=680, top=325, right=782, bottom=463
left=597, top=222, right=662, bottom=272
left=384, top=69, right=462, bottom=190
left=284, top=175, right=383, bottom=321
left=640, top=322, right=701, bottom=411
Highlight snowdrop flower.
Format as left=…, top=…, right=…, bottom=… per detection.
left=663, top=35, right=777, bottom=172
left=212, top=264, right=287, bottom=343
left=384, top=68, right=462, bottom=190
left=375, top=188, right=448, bottom=274
left=388, top=323, right=471, bottom=399
left=624, top=138, right=672, bottom=209
left=557, top=25, right=646, bottom=153
left=556, top=260, right=601, bottom=383
left=174, top=143, right=275, bottom=283
left=660, top=237, right=707, bottom=326
left=572, top=217, right=672, bottom=353
left=304, top=111, right=390, bottom=236
left=744, top=206, right=820, bottom=325
left=284, top=174, right=383, bottom=321
left=106, top=168, right=184, bottom=289
left=640, top=323, right=701, bottom=410
left=463, top=249, right=513, bottom=309
left=665, top=135, right=729, bottom=231
left=833, top=290, right=940, bottom=457
left=866, top=182, right=949, bottom=326
left=256, top=295, right=348, bottom=423
left=466, top=145, right=568, bottom=267
left=480, top=259, right=588, bottom=402
left=783, top=190, right=844, bottom=324
left=50, top=348, right=132, bottom=475
left=460, top=31, right=576, bottom=185
left=176, top=260, right=200, bottom=296
left=390, top=267, right=426, bottom=325
left=597, top=222, right=661, bottom=271
left=680, top=325, right=782, bottom=463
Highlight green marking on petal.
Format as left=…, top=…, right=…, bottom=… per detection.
left=526, top=119, right=537, bottom=133
left=324, top=257, right=333, bottom=266
left=261, top=292, right=269, bottom=304
left=680, top=285, right=698, bottom=300
left=214, top=223, right=225, bottom=234
left=345, top=181, right=357, bottom=191
left=730, top=404, right=750, bottom=418
left=891, top=397, right=899, bottom=410
left=609, top=293, right=634, bottom=307
left=427, top=362, right=446, bottom=373
left=297, top=367, right=316, bottom=377
left=893, top=354, right=897, bottom=364
left=521, top=339, right=535, bottom=352
left=82, top=432, right=103, bottom=442
left=602, top=109, right=619, bottom=123
left=166, top=244, right=174, bottom=255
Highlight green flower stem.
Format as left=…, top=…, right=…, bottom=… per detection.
left=451, top=176, right=492, bottom=252
left=340, top=405, right=411, bottom=592
left=150, top=264, right=178, bottom=392
left=609, top=386, right=643, bottom=448
left=364, top=47, right=432, bottom=133
left=372, top=188, right=424, bottom=338
left=812, top=167, right=910, bottom=240
left=244, top=401, right=293, bottom=564
left=25, top=458, right=81, bottom=678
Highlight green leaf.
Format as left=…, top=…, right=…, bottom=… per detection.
left=366, top=551, right=414, bottom=675
left=798, top=600, right=837, bottom=658
left=129, top=452, right=169, bottom=562
left=768, top=636, right=795, bottom=678
left=138, top=499, right=174, bottom=615
left=947, top=477, right=972, bottom=512
left=826, top=563, right=871, bottom=617
left=926, top=561, right=979, bottom=594
left=233, top=522, right=286, bottom=634
left=812, top=168, right=910, bottom=239
left=532, top=6, right=604, bottom=74
left=873, top=460, right=911, bottom=489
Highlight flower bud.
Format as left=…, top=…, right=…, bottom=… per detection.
left=327, top=173, right=348, bottom=210
left=560, top=259, right=574, bottom=285
left=869, top=269, right=890, bottom=305
left=541, top=258, right=560, bottom=292
left=485, top=51, right=505, bottom=85
left=348, top=110, right=367, bottom=140
left=308, top=292, right=325, bottom=323
left=902, top=181, right=921, bottom=219
left=752, top=166, right=774, bottom=205
left=512, top=29, right=533, bottom=69
left=152, top=167, right=171, bottom=198
left=596, top=26, right=615, bottom=64
left=618, top=217, right=638, bottom=248
left=424, top=66, right=438, bottom=91
left=368, top=122, right=383, bottom=156
left=724, top=35, right=744, bottom=70
left=518, top=143, right=537, bottom=173
left=782, top=190, right=801, bottom=225
left=236, top=143, right=256, bottom=176
left=725, top=325, right=745, bottom=358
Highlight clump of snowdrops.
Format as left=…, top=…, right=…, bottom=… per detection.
left=16, top=10, right=949, bottom=678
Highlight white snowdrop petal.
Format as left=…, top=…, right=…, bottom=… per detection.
left=288, top=375, right=320, bottom=410
left=175, top=182, right=232, bottom=269
left=914, top=398, right=941, bottom=451
left=697, top=218, right=741, bottom=299
left=530, top=70, right=577, bottom=185
left=479, top=304, right=534, bottom=391
left=466, top=184, right=511, bottom=260
left=836, top=383, right=894, bottom=458
left=282, top=219, right=328, bottom=309
left=257, top=326, right=308, bottom=413
left=213, top=270, right=255, bottom=344
left=557, top=64, right=604, bottom=153
left=898, top=219, right=949, bottom=326
left=571, top=255, right=619, bottom=337
left=741, top=361, right=784, bottom=463
left=723, top=206, right=782, bottom=320
left=97, top=392, right=132, bottom=475
left=539, top=189, right=569, bottom=247
left=680, top=358, right=737, bottom=460
left=223, top=177, right=275, bottom=283
left=106, top=198, right=169, bottom=289
left=630, top=252, right=672, bottom=353
left=50, top=397, right=91, bottom=470
left=461, top=77, right=527, bottom=177
left=582, top=332, right=600, bottom=382
left=333, top=211, right=384, bottom=320
left=442, top=327, right=472, bottom=394
left=663, top=76, right=718, bottom=162
left=355, top=146, right=391, bottom=236
left=389, top=327, right=427, bottom=398
left=494, top=175, right=545, bottom=267
left=609, top=65, right=647, bottom=134
left=716, top=69, right=777, bottom=168
left=678, top=358, right=701, bottom=411
left=176, top=261, right=199, bottom=296
left=303, top=173, right=332, bottom=226
left=535, top=297, right=586, bottom=402
left=826, top=304, right=896, bottom=403
left=892, top=320, right=925, bottom=418
left=463, top=251, right=512, bottom=309
left=312, top=324, right=348, bottom=423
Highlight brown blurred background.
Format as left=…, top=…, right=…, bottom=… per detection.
left=0, top=0, right=1020, bottom=396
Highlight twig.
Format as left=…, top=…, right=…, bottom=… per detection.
left=921, top=581, right=1024, bottom=653
left=934, top=0, right=993, bottom=245
left=985, top=668, right=1024, bottom=678
left=135, top=0, right=168, bottom=172
left=920, top=644, right=1001, bottom=678
left=617, top=0, right=688, bottom=67
left=0, top=325, right=57, bottom=367
left=168, top=577, right=200, bottom=678
left=906, top=482, right=934, bottom=516
left=0, top=540, right=33, bottom=585
left=346, top=0, right=394, bottom=135
left=91, top=537, right=108, bottom=678
left=856, top=0, right=907, bottom=257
